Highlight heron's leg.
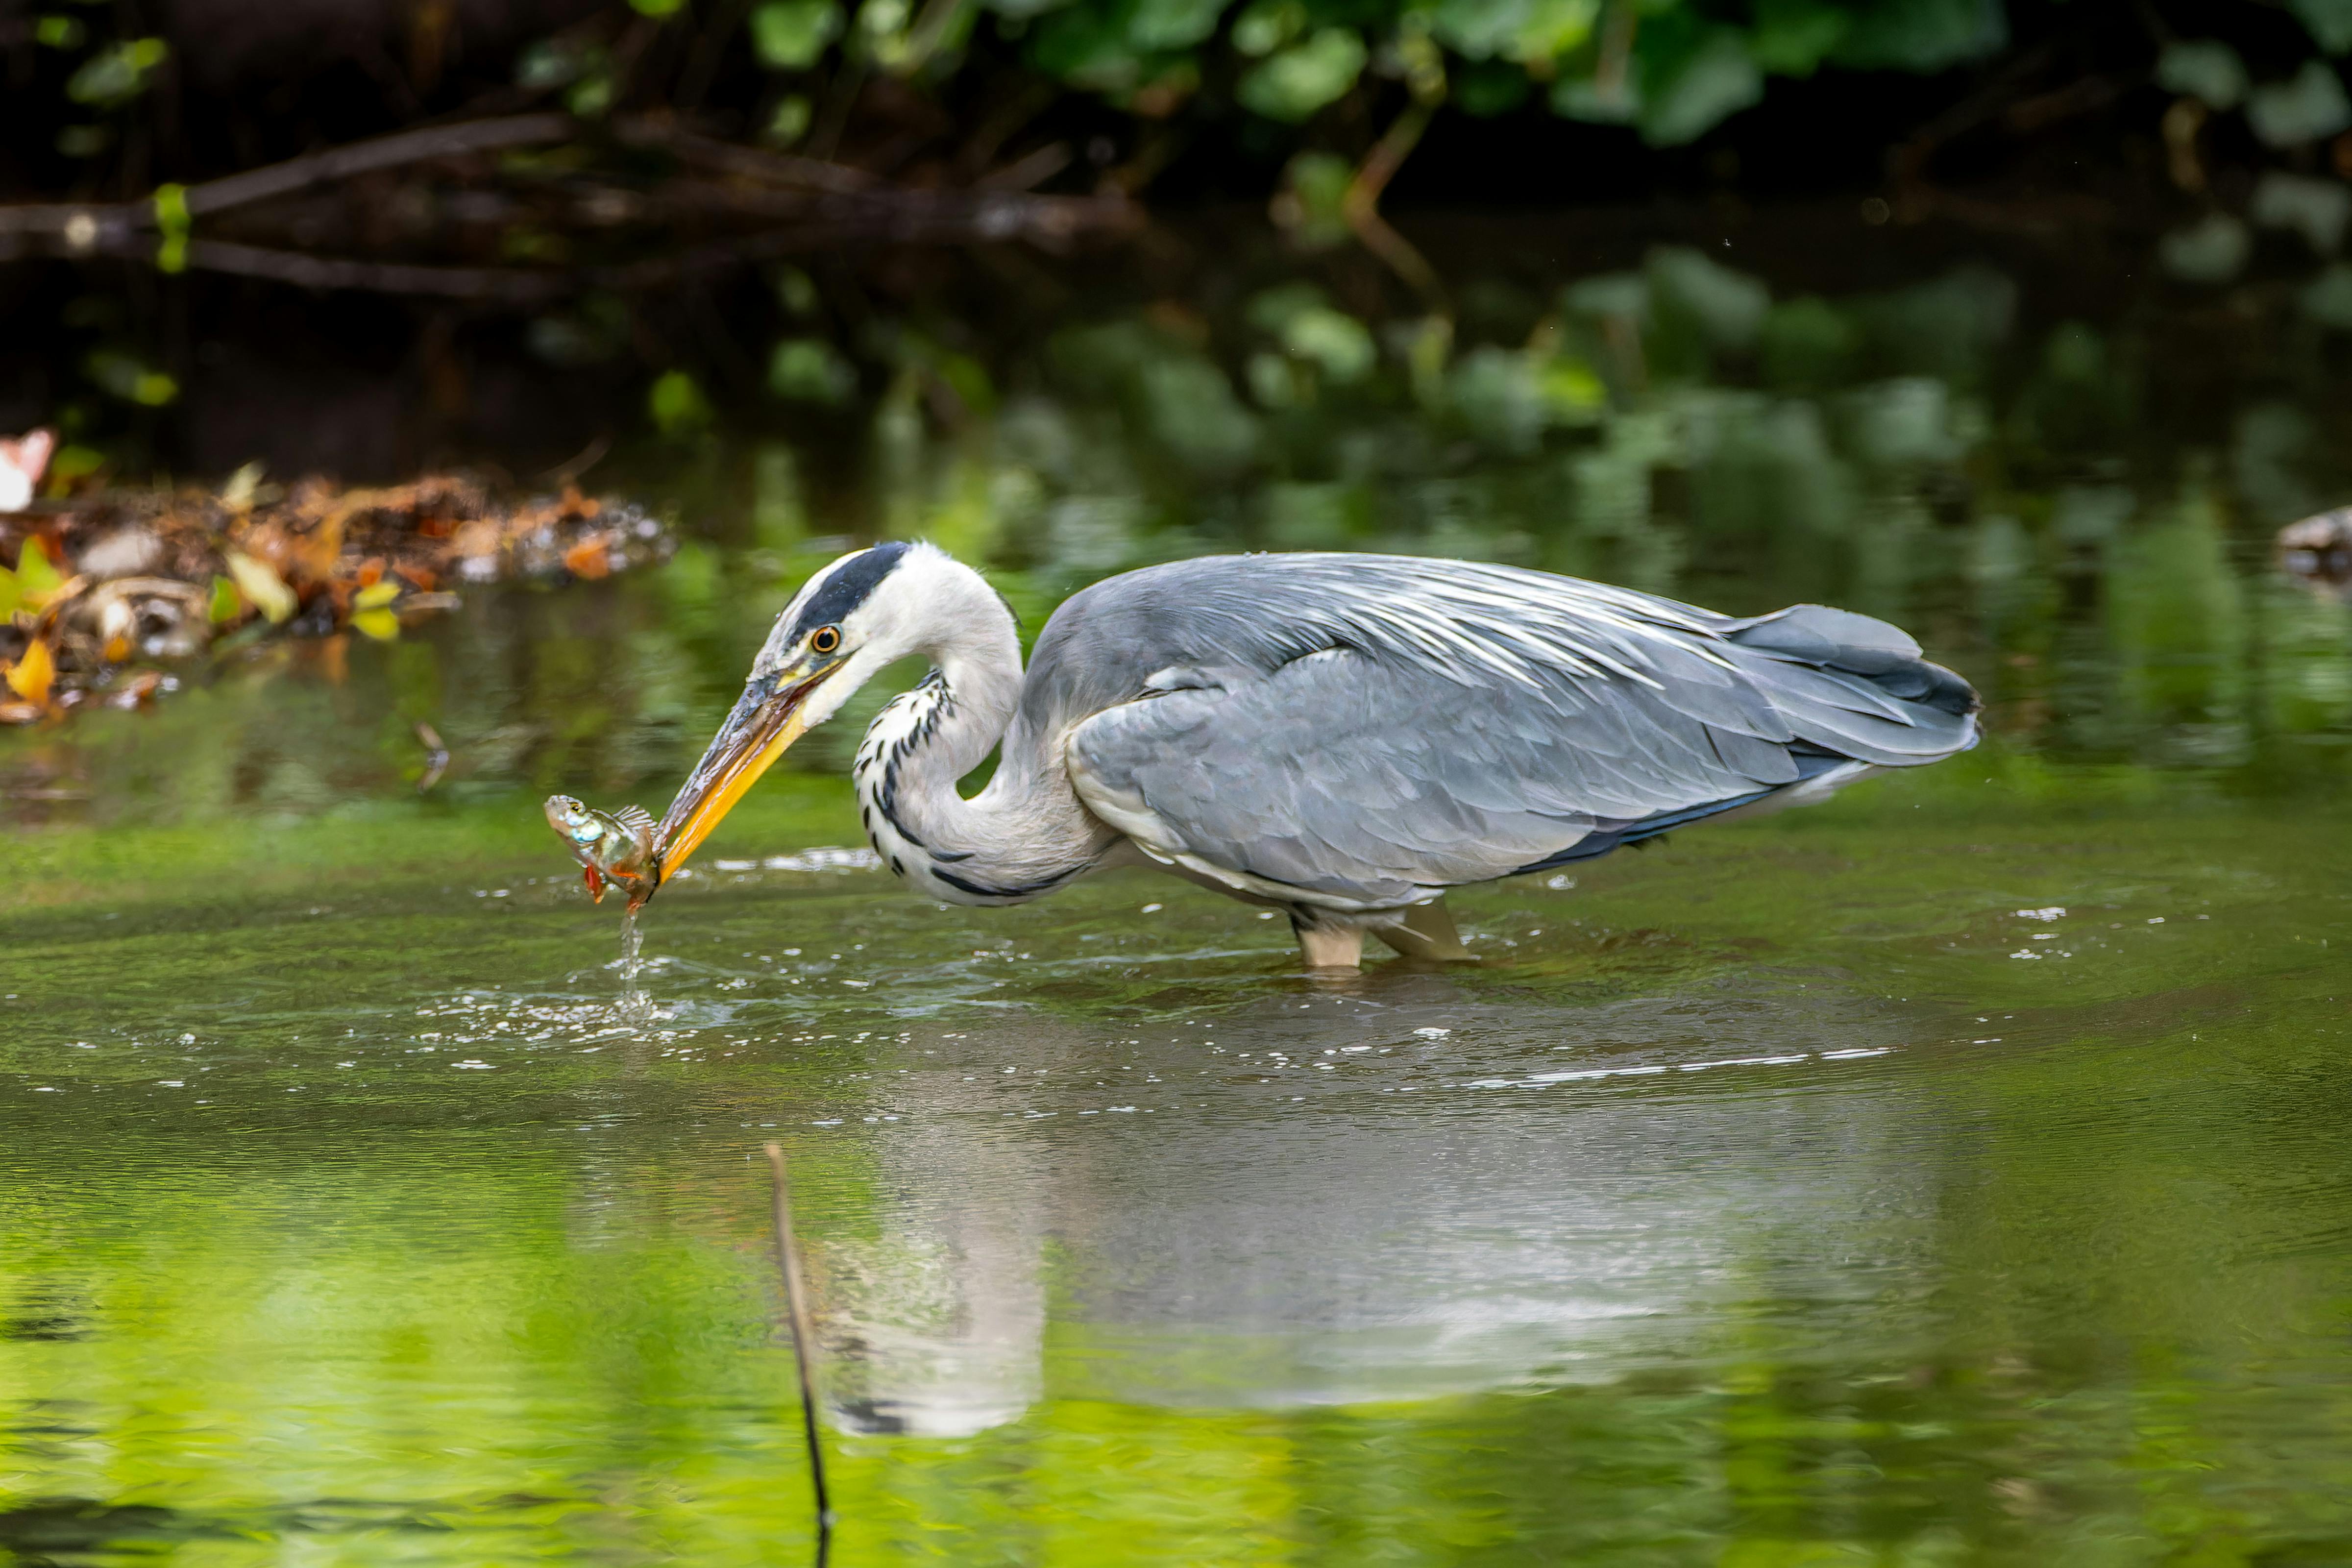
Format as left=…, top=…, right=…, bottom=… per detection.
left=1293, top=918, right=1364, bottom=969
left=1373, top=898, right=1474, bottom=961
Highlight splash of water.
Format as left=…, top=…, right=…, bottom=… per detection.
left=617, top=908, right=651, bottom=1022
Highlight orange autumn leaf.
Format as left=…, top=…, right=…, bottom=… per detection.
left=563, top=537, right=611, bottom=579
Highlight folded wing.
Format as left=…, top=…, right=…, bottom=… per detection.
left=1053, top=556, right=1976, bottom=910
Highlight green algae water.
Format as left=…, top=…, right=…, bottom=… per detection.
left=12, top=227, right=2352, bottom=1564
left=9, top=778, right=2352, bottom=1565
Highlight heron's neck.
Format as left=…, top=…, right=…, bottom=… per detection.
left=851, top=577, right=1109, bottom=904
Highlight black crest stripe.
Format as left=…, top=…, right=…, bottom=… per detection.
left=791, top=540, right=912, bottom=640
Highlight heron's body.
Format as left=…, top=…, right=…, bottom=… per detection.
left=656, top=543, right=1979, bottom=968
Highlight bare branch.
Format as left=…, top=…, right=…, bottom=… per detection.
left=183, top=113, right=578, bottom=219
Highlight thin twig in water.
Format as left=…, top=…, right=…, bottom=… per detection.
left=764, top=1142, right=835, bottom=1552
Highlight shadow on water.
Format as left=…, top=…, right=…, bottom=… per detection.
left=8, top=215, right=2352, bottom=1561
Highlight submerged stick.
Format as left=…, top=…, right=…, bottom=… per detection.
left=763, top=1142, right=835, bottom=1548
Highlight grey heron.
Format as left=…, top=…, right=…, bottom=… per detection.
left=649, top=543, right=1979, bottom=969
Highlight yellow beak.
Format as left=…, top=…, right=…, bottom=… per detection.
left=644, top=666, right=830, bottom=902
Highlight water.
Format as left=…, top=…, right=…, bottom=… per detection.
left=617, top=908, right=650, bottom=1024
left=9, top=218, right=2352, bottom=1563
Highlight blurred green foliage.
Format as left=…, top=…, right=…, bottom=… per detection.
left=957, top=0, right=2018, bottom=145
left=24, top=240, right=2352, bottom=833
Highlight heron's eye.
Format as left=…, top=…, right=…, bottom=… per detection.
left=810, top=625, right=841, bottom=655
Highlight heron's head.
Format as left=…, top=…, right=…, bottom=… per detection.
left=651, top=540, right=948, bottom=888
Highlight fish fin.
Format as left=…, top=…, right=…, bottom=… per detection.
left=584, top=865, right=607, bottom=903
left=610, top=804, right=656, bottom=842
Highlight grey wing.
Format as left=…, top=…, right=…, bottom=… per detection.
left=1055, top=560, right=1977, bottom=911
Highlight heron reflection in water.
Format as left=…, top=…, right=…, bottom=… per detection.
left=646, top=543, right=1978, bottom=969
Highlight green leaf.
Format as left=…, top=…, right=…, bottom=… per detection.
left=1448, top=346, right=1547, bottom=455
left=1246, top=281, right=1329, bottom=335
left=2158, top=213, right=2252, bottom=287
left=1748, top=0, right=1848, bottom=77
left=1135, top=358, right=1258, bottom=474
left=1553, top=68, right=1640, bottom=124
left=566, top=73, right=615, bottom=117
left=2157, top=40, right=2248, bottom=111
left=153, top=182, right=190, bottom=275
left=768, top=340, right=858, bottom=405
left=1828, top=0, right=2004, bottom=73
left=1426, top=0, right=1596, bottom=63
left=765, top=95, right=814, bottom=144
left=1455, top=59, right=1533, bottom=116
left=14, top=538, right=63, bottom=605
left=648, top=370, right=714, bottom=434
left=1127, top=0, right=1227, bottom=51
left=1269, top=152, right=1353, bottom=248
left=750, top=0, right=844, bottom=68
left=629, top=0, right=687, bottom=15
left=2252, top=171, right=2352, bottom=253
left=1282, top=308, right=1376, bottom=385
left=1639, top=29, right=1762, bottom=146
left=34, top=15, right=87, bottom=48
left=1537, top=357, right=1607, bottom=422
left=2303, top=262, right=2352, bottom=329
left=0, top=571, right=19, bottom=621
left=2248, top=61, right=2352, bottom=148
left=49, top=445, right=103, bottom=485
left=1231, top=0, right=1304, bottom=56
left=86, top=349, right=180, bottom=407
left=207, top=575, right=242, bottom=624
left=1647, top=245, right=1771, bottom=350
left=1760, top=296, right=1863, bottom=387
left=1237, top=27, right=1365, bottom=121
left=66, top=37, right=168, bottom=107
left=2291, top=0, right=2352, bottom=55
left=515, top=40, right=587, bottom=88
left=1031, top=2, right=1151, bottom=90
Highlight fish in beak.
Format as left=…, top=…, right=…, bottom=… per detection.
left=641, top=658, right=839, bottom=906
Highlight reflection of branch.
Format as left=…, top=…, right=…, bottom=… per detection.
left=91, top=190, right=1140, bottom=299
left=183, top=239, right=569, bottom=301
left=764, top=1144, right=835, bottom=1559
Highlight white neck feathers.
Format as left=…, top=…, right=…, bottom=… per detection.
left=838, top=548, right=1107, bottom=903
